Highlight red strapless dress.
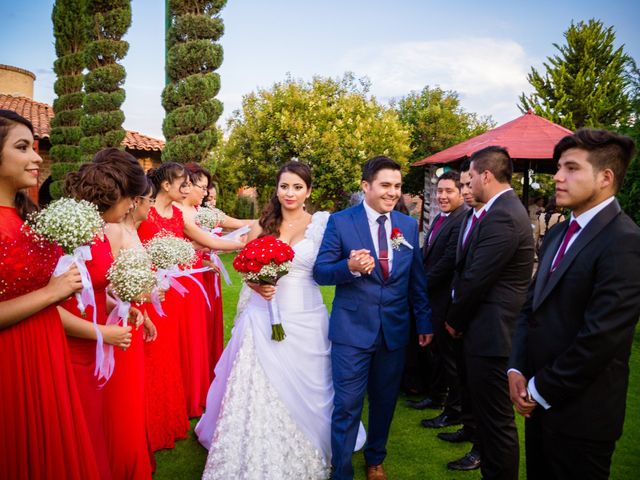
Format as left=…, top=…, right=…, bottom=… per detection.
left=62, top=234, right=114, bottom=480
left=203, top=267, right=224, bottom=382
left=137, top=206, right=189, bottom=451
left=0, top=206, right=101, bottom=480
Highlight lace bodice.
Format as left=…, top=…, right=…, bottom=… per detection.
left=0, top=207, right=62, bottom=300
left=282, top=211, right=330, bottom=279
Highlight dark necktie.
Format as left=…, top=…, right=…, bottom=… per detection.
left=428, top=215, right=446, bottom=246
left=463, top=210, right=486, bottom=249
left=377, top=215, right=389, bottom=281
left=550, top=220, right=581, bottom=272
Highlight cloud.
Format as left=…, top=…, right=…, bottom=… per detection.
left=339, top=38, right=534, bottom=123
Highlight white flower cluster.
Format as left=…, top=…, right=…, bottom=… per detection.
left=107, top=249, right=157, bottom=302
left=145, top=235, right=196, bottom=269
left=241, top=261, right=292, bottom=284
left=195, top=207, right=226, bottom=230
left=26, top=197, right=104, bottom=254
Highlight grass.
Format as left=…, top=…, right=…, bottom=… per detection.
left=155, top=254, right=640, bottom=479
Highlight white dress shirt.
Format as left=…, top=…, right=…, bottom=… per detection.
left=362, top=200, right=394, bottom=271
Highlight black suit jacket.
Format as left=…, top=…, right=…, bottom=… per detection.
left=509, top=199, right=640, bottom=441
left=422, top=204, right=469, bottom=321
left=447, top=189, right=534, bottom=357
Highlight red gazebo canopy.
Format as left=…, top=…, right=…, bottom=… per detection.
left=413, top=110, right=573, bottom=171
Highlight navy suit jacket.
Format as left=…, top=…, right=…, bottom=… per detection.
left=509, top=199, right=640, bottom=441
left=313, top=202, right=432, bottom=350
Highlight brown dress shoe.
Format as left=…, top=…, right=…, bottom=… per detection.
left=365, top=463, right=388, bottom=480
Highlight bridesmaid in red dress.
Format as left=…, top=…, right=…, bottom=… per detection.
left=176, top=164, right=245, bottom=417
left=61, top=149, right=148, bottom=479
left=0, top=110, right=101, bottom=479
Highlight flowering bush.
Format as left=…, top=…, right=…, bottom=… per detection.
left=107, top=249, right=157, bottom=303
left=194, top=206, right=226, bottom=230
left=145, top=234, right=196, bottom=270
left=25, top=197, right=104, bottom=254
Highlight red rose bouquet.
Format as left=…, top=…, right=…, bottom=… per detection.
left=233, top=235, right=295, bottom=341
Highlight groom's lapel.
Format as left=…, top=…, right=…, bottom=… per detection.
left=352, top=203, right=383, bottom=282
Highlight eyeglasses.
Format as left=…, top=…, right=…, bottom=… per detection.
left=179, top=182, right=192, bottom=192
left=194, top=184, right=208, bottom=192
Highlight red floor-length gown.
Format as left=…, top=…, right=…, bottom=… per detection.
left=0, top=206, right=101, bottom=480
left=178, top=252, right=211, bottom=417
left=102, top=309, right=152, bottom=479
left=62, top=235, right=114, bottom=480
left=138, top=205, right=189, bottom=451
left=203, top=267, right=224, bottom=382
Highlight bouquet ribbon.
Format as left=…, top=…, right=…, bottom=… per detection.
left=209, top=252, right=232, bottom=298
left=156, top=266, right=212, bottom=310
left=53, top=246, right=105, bottom=381
left=98, top=296, right=132, bottom=384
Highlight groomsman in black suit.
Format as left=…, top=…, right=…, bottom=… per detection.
left=446, top=146, right=534, bottom=480
left=413, top=171, right=468, bottom=425
left=440, top=160, right=485, bottom=472
left=509, top=129, right=640, bottom=480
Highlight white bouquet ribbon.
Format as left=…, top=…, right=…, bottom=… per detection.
left=98, top=296, right=132, bottom=384
left=209, top=253, right=231, bottom=298
left=156, top=265, right=212, bottom=310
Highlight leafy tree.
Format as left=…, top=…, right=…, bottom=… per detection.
left=50, top=0, right=88, bottom=198
left=519, top=19, right=633, bottom=130
left=80, top=0, right=131, bottom=158
left=225, top=73, right=412, bottom=210
left=162, top=0, right=226, bottom=163
left=618, top=60, right=640, bottom=224
left=394, top=86, right=494, bottom=196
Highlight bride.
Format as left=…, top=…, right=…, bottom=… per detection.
left=196, top=161, right=364, bottom=479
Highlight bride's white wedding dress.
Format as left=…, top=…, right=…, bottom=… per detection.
left=196, top=212, right=364, bottom=480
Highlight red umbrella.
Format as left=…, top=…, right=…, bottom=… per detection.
left=413, top=110, right=572, bottom=170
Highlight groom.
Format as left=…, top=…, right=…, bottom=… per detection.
left=314, top=156, right=433, bottom=480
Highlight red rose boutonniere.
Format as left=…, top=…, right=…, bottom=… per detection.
left=390, top=228, right=414, bottom=251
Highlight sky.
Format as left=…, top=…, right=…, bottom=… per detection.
left=1, top=0, right=639, bottom=140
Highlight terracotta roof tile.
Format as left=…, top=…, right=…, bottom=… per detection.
left=0, top=93, right=164, bottom=151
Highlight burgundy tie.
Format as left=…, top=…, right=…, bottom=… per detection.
left=428, top=215, right=446, bottom=246
left=377, top=215, right=389, bottom=281
left=550, top=220, right=581, bottom=272
left=463, top=210, right=486, bottom=249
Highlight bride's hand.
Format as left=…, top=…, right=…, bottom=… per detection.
left=247, top=282, right=277, bottom=301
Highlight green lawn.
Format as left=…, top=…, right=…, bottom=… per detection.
left=154, top=254, right=640, bottom=479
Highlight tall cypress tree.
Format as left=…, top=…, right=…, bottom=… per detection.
left=80, top=0, right=131, bottom=158
left=162, top=0, right=225, bottom=163
left=50, top=0, right=88, bottom=198
left=519, top=19, right=632, bottom=130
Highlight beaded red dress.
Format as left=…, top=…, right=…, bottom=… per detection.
left=137, top=205, right=189, bottom=450
left=0, top=206, right=101, bottom=480
left=62, top=234, right=114, bottom=480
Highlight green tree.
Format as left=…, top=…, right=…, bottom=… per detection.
left=80, top=0, right=130, bottom=158
left=225, top=73, right=412, bottom=211
left=618, top=60, right=640, bottom=224
left=394, top=86, right=494, bottom=196
left=50, top=0, right=88, bottom=198
left=519, top=19, right=633, bottom=130
left=162, top=0, right=226, bottom=163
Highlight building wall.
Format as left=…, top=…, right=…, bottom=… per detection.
left=0, top=65, right=35, bottom=99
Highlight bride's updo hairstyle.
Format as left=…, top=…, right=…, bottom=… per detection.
left=0, top=110, right=38, bottom=220
left=146, top=162, right=186, bottom=193
left=259, top=161, right=312, bottom=238
left=64, top=148, right=147, bottom=212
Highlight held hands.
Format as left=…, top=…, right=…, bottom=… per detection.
left=508, top=371, right=537, bottom=417
left=47, top=264, right=83, bottom=301
left=445, top=321, right=463, bottom=339
left=348, top=249, right=375, bottom=275
left=248, top=282, right=277, bottom=301
left=418, top=333, right=433, bottom=347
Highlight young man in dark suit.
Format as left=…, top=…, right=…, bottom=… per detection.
left=446, top=146, right=535, bottom=480
left=508, top=129, right=640, bottom=480
left=412, top=171, right=468, bottom=427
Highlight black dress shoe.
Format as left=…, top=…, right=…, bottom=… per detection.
left=437, top=427, right=472, bottom=443
left=421, top=412, right=462, bottom=428
left=447, top=450, right=481, bottom=471
left=405, top=396, right=445, bottom=410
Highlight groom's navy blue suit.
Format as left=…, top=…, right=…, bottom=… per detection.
left=314, top=202, right=432, bottom=479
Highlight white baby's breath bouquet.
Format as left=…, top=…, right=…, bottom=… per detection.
left=26, top=197, right=104, bottom=254
left=106, top=248, right=157, bottom=328
left=145, top=234, right=196, bottom=270
left=25, top=197, right=104, bottom=316
left=194, top=206, right=225, bottom=230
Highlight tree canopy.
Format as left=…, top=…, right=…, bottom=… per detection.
left=519, top=19, right=633, bottom=130
left=225, top=74, right=412, bottom=210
